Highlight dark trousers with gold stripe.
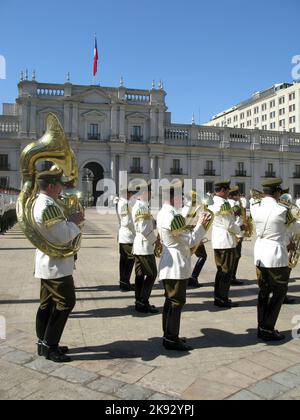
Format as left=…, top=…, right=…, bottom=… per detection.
left=119, top=244, right=135, bottom=288
left=36, top=276, right=76, bottom=347
left=256, top=266, right=289, bottom=331
left=134, top=255, right=158, bottom=304
left=214, top=248, right=236, bottom=302
left=163, top=280, right=187, bottom=342
left=232, top=241, right=242, bottom=282
left=192, top=244, right=208, bottom=280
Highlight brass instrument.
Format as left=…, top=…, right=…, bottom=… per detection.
left=154, top=234, right=163, bottom=258
left=17, top=113, right=83, bottom=258
left=187, top=194, right=215, bottom=255
left=239, top=199, right=253, bottom=239
left=280, top=193, right=300, bottom=269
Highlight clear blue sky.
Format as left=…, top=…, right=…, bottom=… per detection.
left=1, top=0, right=300, bottom=124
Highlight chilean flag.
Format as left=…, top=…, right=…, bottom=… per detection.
left=93, top=37, right=99, bottom=77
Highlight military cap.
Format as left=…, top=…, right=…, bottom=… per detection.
left=36, top=170, right=63, bottom=185
left=129, top=180, right=151, bottom=192
left=282, top=187, right=290, bottom=194
left=229, top=186, right=240, bottom=195
left=215, top=179, right=231, bottom=189
left=261, top=178, right=283, bottom=189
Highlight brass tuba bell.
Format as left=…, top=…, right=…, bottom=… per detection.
left=17, top=113, right=83, bottom=258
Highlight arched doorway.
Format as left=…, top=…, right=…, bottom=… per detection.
left=82, top=162, right=104, bottom=206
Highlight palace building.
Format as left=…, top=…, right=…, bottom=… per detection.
left=1, top=74, right=300, bottom=202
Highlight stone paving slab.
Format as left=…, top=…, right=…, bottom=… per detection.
left=1, top=211, right=300, bottom=400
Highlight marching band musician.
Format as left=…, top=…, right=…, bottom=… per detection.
left=279, top=188, right=298, bottom=305
left=228, top=187, right=245, bottom=286
left=208, top=180, right=244, bottom=308
left=132, top=182, right=159, bottom=314
left=116, top=188, right=136, bottom=292
left=182, top=191, right=208, bottom=289
left=251, top=178, right=300, bottom=341
left=34, top=172, right=84, bottom=363
left=157, top=186, right=210, bottom=351
left=0, top=189, right=18, bottom=234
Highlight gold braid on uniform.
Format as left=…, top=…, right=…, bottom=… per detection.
left=120, top=204, right=129, bottom=217
left=135, top=207, right=151, bottom=223
left=42, top=205, right=65, bottom=228
left=171, top=215, right=186, bottom=233
left=218, top=202, right=234, bottom=216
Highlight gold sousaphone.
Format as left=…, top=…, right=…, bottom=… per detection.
left=17, top=113, right=83, bottom=258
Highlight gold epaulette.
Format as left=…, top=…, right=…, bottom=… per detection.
left=286, top=209, right=296, bottom=226
left=135, top=208, right=151, bottom=223
left=42, top=205, right=65, bottom=227
left=171, top=215, right=186, bottom=233
left=120, top=204, right=129, bottom=217
left=219, top=202, right=234, bottom=216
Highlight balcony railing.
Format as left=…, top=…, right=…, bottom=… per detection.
left=265, top=172, right=276, bottom=178
left=88, top=133, right=101, bottom=141
left=131, top=135, right=144, bottom=142
left=170, top=168, right=183, bottom=175
left=130, top=167, right=144, bottom=174
left=293, top=173, right=300, bottom=179
left=235, top=170, right=247, bottom=177
left=204, top=169, right=216, bottom=176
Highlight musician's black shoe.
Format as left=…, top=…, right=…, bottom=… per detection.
left=231, top=278, right=244, bottom=286
left=283, top=296, right=296, bottom=305
left=37, top=341, right=69, bottom=356
left=163, top=338, right=193, bottom=352
left=188, top=277, right=202, bottom=289
left=41, top=343, right=71, bottom=363
left=214, top=298, right=239, bottom=309
left=257, top=328, right=286, bottom=342
left=120, top=282, right=135, bottom=292
left=135, top=301, right=159, bottom=314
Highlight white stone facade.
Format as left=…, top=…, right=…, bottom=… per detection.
left=1, top=77, right=300, bottom=199
left=206, top=82, right=300, bottom=134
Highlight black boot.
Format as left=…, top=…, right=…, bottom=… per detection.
left=41, top=343, right=71, bottom=363
left=163, top=338, right=193, bottom=352
left=188, top=277, right=202, bottom=288
left=37, top=340, right=69, bottom=356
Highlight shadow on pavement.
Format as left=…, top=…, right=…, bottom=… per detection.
left=67, top=328, right=294, bottom=362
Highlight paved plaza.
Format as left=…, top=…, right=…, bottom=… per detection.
left=1, top=209, right=300, bottom=400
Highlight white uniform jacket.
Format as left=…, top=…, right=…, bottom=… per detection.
left=209, top=196, right=241, bottom=250
left=117, top=198, right=135, bottom=244
left=157, top=204, right=206, bottom=280
left=132, top=199, right=157, bottom=256
left=34, top=193, right=81, bottom=280
left=251, top=197, right=300, bottom=268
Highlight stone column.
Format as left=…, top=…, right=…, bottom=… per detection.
left=64, top=103, right=71, bottom=136
left=20, top=100, right=29, bottom=136
left=119, top=106, right=126, bottom=142
left=29, top=101, right=37, bottom=138
left=150, top=108, right=157, bottom=141
left=158, top=156, right=164, bottom=179
left=111, top=105, right=118, bottom=139
left=158, top=108, right=165, bottom=142
left=71, top=103, right=79, bottom=140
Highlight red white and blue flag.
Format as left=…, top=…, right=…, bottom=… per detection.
left=93, top=37, right=99, bottom=77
